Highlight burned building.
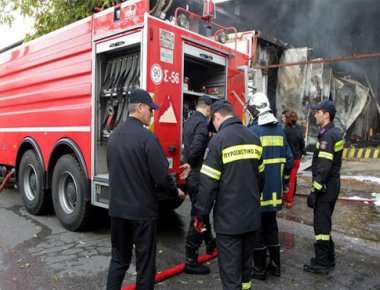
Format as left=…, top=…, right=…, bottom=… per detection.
left=159, top=0, right=380, bottom=147
left=213, top=0, right=380, bottom=148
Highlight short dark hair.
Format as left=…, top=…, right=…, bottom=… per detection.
left=197, top=99, right=211, bottom=108
left=282, top=110, right=289, bottom=115
left=211, top=100, right=233, bottom=115
left=215, top=106, right=234, bottom=117
left=321, top=109, right=334, bottom=121
left=197, top=95, right=212, bottom=108
left=127, top=103, right=139, bottom=114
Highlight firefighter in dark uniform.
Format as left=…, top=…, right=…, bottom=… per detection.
left=304, top=100, right=344, bottom=274
left=247, top=92, right=293, bottom=280
left=106, top=89, right=185, bottom=290
left=195, top=100, right=264, bottom=290
left=182, top=95, right=216, bottom=275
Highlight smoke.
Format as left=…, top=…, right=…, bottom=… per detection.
left=214, top=0, right=380, bottom=100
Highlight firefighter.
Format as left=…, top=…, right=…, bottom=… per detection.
left=106, top=88, right=185, bottom=290
left=303, top=100, right=344, bottom=274
left=195, top=100, right=264, bottom=290
left=247, top=92, right=293, bottom=280
left=182, top=95, right=216, bottom=275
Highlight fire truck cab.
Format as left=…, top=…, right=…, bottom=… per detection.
left=0, top=0, right=249, bottom=231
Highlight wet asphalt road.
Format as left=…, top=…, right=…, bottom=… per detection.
left=1, top=185, right=380, bottom=290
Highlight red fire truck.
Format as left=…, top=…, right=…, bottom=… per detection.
left=0, top=0, right=255, bottom=231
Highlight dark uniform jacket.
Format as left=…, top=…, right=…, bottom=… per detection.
left=312, top=122, right=344, bottom=202
left=284, top=124, right=306, bottom=159
left=196, top=117, right=264, bottom=235
left=248, top=121, right=293, bottom=212
left=107, top=117, right=178, bottom=220
left=183, top=111, right=210, bottom=171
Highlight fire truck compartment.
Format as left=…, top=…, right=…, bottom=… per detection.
left=93, top=38, right=142, bottom=207
left=182, top=50, right=227, bottom=122
left=181, top=46, right=227, bottom=163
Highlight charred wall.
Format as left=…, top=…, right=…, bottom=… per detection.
left=214, top=0, right=380, bottom=102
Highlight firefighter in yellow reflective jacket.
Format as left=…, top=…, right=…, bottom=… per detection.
left=195, top=100, right=264, bottom=290
left=247, top=93, right=293, bottom=280
left=304, top=100, right=344, bottom=274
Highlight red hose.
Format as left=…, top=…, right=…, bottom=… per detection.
left=122, top=251, right=218, bottom=290
left=0, top=169, right=14, bottom=192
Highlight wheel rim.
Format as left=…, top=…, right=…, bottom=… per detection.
left=23, top=165, right=38, bottom=201
left=58, top=171, right=78, bottom=215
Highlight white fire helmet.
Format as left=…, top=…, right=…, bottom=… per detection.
left=248, top=92, right=271, bottom=116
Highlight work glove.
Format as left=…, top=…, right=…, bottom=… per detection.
left=193, top=216, right=207, bottom=233
left=307, top=191, right=317, bottom=208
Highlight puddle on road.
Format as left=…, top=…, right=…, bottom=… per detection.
left=334, top=202, right=380, bottom=241
left=279, top=196, right=380, bottom=242
left=291, top=172, right=380, bottom=241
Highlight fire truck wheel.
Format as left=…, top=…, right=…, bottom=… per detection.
left=52, top=154, right=90, bottom=231
left=18, top=150, right=50, bottom=215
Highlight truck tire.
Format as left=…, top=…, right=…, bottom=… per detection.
left=52, top=154, right=90, bottom=231
left=18, top=150, right=50, bottom=214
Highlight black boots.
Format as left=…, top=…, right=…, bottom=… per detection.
left=252, top=245, right=281, bottom=280
left=267, top=245, right=281, bottom=277
left=328, top=239, right=336, bottom=268
left=252, top=248, right=267, bottom=280
left=304, top=262, right=330, bottom=274
left=309, top=239, right=335, bottom=268
left=184, top=246, right=210, bottom=275
left=304, top=241, right=331, bottom=274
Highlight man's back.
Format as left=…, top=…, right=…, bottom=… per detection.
left=249, top=121, right=293, bottom=211
left=183, top=111, right=209, bottom=170
left=198, top=117, right=263, bottom=235
left=107, top=117, right=176, bottom=220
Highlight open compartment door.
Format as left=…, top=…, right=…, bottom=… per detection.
left=92, top=31, right=143, bottom=208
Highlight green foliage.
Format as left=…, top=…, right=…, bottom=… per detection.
left=0, top=0, right=122, bottom=40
